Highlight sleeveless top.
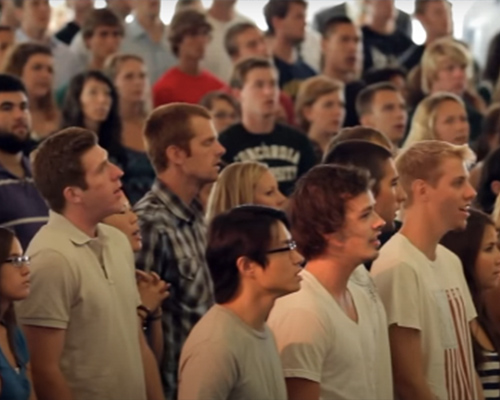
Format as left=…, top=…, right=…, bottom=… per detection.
left=0, top=328, right=31, bottom=400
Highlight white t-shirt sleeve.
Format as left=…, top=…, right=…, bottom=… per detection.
left=372, top=262, right=422, bottom=330
left=269, top=308, right=329, bottom=383
left=178, top=339, right=237, bottom=400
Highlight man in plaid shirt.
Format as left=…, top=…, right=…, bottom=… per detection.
left=134, top=103, right=226, bottom=399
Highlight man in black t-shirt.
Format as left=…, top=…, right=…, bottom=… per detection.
left=263, top=0, right=316, bottom=100
left=362, top=0, right=415, bottom=72
left=219, top=57, right=316, bottom=196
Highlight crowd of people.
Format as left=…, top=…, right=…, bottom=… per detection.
left=1, top=0, right=500, bottom=399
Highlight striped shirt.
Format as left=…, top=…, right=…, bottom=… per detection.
left=479, top=350, right=500, bottom=399
left=134, top=179, right=214, bottom=399
left=0, top=157, right=49, bottom=250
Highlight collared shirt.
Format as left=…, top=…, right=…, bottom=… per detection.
left=121, top=18, right=176, bottom=84
left=15, top=29, right=83, bottom=90
left=134, top=179, right=214, bottom=399
left=16, top=211, right=146, bottom=400
left=0, top=156, right=48, bottom=250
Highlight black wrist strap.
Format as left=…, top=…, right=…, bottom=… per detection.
left=137, top=305, right=152, bottom=317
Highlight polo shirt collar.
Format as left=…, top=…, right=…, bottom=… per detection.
left=151, top=179, right=203, bottom=224
left=0, top=156, right=33, bottom=179
left=48, top=211, right=109, bottom=246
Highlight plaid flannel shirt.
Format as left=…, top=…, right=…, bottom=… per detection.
left=134, top=179, right=214, bottom=399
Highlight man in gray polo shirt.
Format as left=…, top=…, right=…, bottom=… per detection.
left=16, top=128, right=164, bottom=400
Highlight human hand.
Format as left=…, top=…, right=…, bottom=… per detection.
left=136, top=270, right=170, bottom=313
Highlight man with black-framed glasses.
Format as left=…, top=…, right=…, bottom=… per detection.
left=268, top=164, right=388, bottom=400
left=177, top=205, right=304, bottom=400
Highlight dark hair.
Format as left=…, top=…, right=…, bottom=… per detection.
left=0, top=228, right=22, bottom=367
left=289, top=164, right=371, bottom=259
left=206, top=205, right=291, bottom=303
left=355, top=82, right=399, bottom=117
left=475, top=104, right=500, bottom=162
left=323, top=140, right=392, bottom=196
left=199, top=91, right=240, bottom=115
left=12, top=0, right=24, bottom=8
left=230, top=56, right=275, bottom=89
left=224, top=22, right=259, bottom=58
left=326, top=126, right=393, bottom=153
left=0, top=73, right=26, bottom=95
left=476, top=147, right=500, bottom=214
left=440, top=209, right=500, bottom=368
left=363, top=66, right=407, bottom=86
left=61, top=70, right=125, bottom=169
left=322, top=15, right=354, bottom=37
left=144, top=103, right=211, bottom=173
left=32, top=127, right=97, bottom=213
left=81, top=8, right=124, bottom=40
left=263, top=0, right=307, bottom=35
left=483, top=32, right=500, bottom=85
left=168, top=9, right=212, bottom=57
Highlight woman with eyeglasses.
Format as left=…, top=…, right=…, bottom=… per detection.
left=0, top=228, right=34, bottom=400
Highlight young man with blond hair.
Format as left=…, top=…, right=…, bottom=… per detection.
left=371, top=140, right=482, bottom=400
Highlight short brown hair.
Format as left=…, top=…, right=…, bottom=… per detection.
left=326, top=126, right=394, bottom=155
left=288, top=164, right=371, bottom=259
left=295, top=76, right=344, bottom=131
left=168, top=9, right=212, bottom=57
left=396, top=140, right=475, bottom=206
left=143, top=103, right=211, bottom=173
left=224, top=22, right=259, bottom=58
left=323, top=140, right=393, bottom=196
left=1, top=42, right=56, bottom=117
left=230, top=56, right=275, bottom=89
left=355, top=82, right=399, bottom=117
left=32, top=128, right=97, bottom=213
left=263, top=0, right=307, bottom=35
left=81, top=8, right=124, bottom=40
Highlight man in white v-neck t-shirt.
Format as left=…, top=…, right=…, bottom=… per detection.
left=371, top=140, right=481, bottom=400
left=268, top=164, right=388, bottom=400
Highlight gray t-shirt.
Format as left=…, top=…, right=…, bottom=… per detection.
left=178, top=305, right=287, bottom=400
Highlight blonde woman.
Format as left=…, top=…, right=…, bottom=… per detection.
left=420, top=37, right=484, bottom=141
left=1, top=43, right=60, bottom=140
left=295, top=76, right=345, bottom=161
left=206, top=162, right=287, bottom=221
left=404, top=92, right=470, bottom=148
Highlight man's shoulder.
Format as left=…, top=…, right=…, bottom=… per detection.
left=219, top=123, right=247, bottom=141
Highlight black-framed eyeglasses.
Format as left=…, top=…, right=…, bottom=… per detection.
left=4, top=256, right=30, bottom=267
left=267, top=241, right=297, bottom=254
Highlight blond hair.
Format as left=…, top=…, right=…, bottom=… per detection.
left=421, top=37, right=472, bottom=94
left=295, top=76, right=344, bottom=131
left=404, top=92, right=465, bottom=149
left=491, top=194, right=500, bottom=227
left=397, top=140, right=475, bottom=206
left=206, top=162, right=270, bottom=221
